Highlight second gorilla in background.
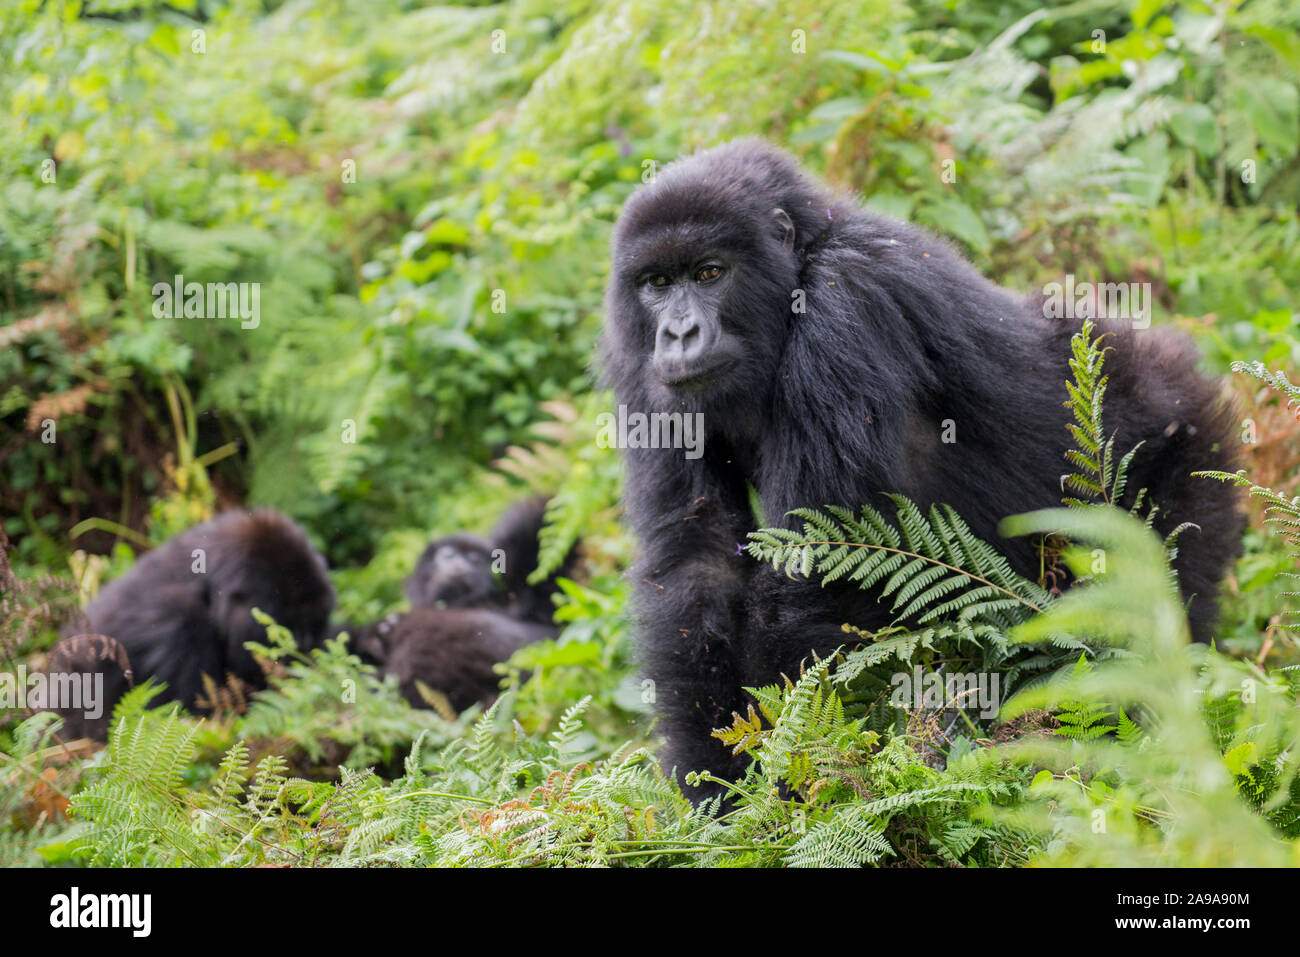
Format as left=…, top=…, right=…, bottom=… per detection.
left=354, top=495, right=580, bottom=711
left=403, top=495, right=577, bottom=624
left=52, top=509, right=335, bottom=738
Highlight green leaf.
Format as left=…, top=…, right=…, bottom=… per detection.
left=808, top=97, right=867, bottom=122
left=1235, top=78, right=1299, bottom=158
left=919, top=196, right=990, bottom=255
left=1223, top=742, right=1258, bottom=776
left=1131, top=0, right=1164, bottom=31
left=1169, top=102, right=1217, bottom=157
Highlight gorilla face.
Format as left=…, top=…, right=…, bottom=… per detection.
left=638, top=254, right=745, bottom=389
left=612, top=222, right=796, bottom=416
left=404, top=534, right=501, bottom=609
left=224, top=578, right=334, bottom=655
left=604, top=143, right=817, bottom=422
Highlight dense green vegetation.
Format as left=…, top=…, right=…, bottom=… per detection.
left=2, top=0, right=1298, bottom=867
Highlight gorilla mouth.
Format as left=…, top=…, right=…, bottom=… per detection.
left=658, top=360, right=732, bottom=389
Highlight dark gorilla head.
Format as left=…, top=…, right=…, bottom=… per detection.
left=602, top=139, right=831, bottom=423
left=202, top=509, right=336, bottom=670
left=404, top=533, right=500, bottom=609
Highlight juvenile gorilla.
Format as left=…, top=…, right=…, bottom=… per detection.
left=601, top=139, right=1242, bottom=799
left=54, top=509, right=335, bottom=738
left=381, top=608, right=555, bottom=712
left=402, top=533, right=499, bottom=610
left=403, top=495, right=576, bottom=625
left=349, top=496, right=574, bottom=711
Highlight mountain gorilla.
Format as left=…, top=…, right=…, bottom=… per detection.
left=381, top=608, right=555, bottom=712
left=348, top=496, right=574, bottom=711
left=52, top=509, right=335, bottom=738
left=600, top=139, right=1242, bottom=800
left=402, top=533, right=500, bottom=610
left=403, top=495, right=576, bottom=626
left=346, top=530, right=504, bottom=667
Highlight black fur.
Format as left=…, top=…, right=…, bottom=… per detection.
left=600, top=139, right=1243, bottom=799
left=403, top=533, right=499, bottom=610
left=488, top=495, right=579, bottom=625
left=343, top=612, right=403, bottom=667
left=344, top=497, right=575, bottom=712
left=404, top=495, right=577, bottom=626
left=53, top=508, right=334, bottom=737
left=380, top=607, right=554, bottom=712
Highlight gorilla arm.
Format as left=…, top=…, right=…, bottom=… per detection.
left=623, top=441, right=758, bottom=796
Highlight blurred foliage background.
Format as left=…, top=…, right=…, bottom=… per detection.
left=1, top=0, right=1299, bottom=868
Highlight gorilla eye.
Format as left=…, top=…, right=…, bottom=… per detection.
left=695, top=265, right=723, bottom=283
left=646, top=274, right=671, bottom=288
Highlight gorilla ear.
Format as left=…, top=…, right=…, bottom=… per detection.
left=772, top=207, right=796, bottom=251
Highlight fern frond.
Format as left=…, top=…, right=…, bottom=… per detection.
left=784, top=810, right=892, bottom=867
left=1231, top=360, right=1300, bottom=409
left=746, top=496, right=1052, bottom=630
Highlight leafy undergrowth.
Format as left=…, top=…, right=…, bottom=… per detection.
left=4, top=349, right=1300, bottom=868
left=4, top=504, right=1298, bottom=867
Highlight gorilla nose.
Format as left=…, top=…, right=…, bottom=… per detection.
left=655, top=316, right=710, bottom=379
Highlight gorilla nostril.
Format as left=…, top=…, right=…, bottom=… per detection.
left=681, top=328, right=704, bottom=359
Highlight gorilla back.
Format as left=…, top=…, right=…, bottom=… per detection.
left=601, top=138, right=1242, bottom=796
left=56, top=508, right=335, bottom=737
left=381, top=607, right=555, bottom=713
